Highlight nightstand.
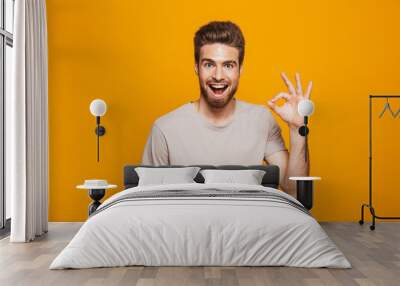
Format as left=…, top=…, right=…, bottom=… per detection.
left=77, top=180, right=117, bottom=216
left=289, top=177, right=321, bottom=210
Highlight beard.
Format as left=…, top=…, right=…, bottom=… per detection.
left=199, top=80, right=238, bottom=109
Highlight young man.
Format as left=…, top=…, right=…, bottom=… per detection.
left=142, top=21, right=312, bottom=197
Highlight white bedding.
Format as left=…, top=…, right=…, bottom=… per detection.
left=50, top=183, right=351, bottom=269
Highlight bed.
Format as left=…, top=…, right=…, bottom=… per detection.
left=50, top=165, right=351, bottom=269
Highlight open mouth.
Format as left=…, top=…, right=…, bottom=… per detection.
left=208, top=83, right=229, bottom=96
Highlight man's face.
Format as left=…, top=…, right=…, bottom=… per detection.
left=195, top=43, right=242, bottom=109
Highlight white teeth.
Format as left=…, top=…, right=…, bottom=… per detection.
left=209, top=84, right=227, bottom=89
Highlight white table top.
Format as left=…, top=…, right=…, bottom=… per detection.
left=77, top=184, right=117, bottom=190
left=289, top=177, right=321, bottom=181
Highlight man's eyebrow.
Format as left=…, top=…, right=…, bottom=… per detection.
left=200, top=59, right=238, bottom=65
left=200, top=58, right=215, bottom=63
left=223, top=60, right=238, bottom=65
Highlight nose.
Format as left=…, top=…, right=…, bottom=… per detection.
left=213, top=65, right=224, bottom=81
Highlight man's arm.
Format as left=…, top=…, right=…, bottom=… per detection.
left=266, top=72, right=313, bottom=197
left=142, top=124, right=169, bottom=165
left=265, top=126, right=309, bottom=197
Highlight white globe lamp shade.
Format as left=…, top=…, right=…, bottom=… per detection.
left=90, top=99, right=107, bottom=117
left=298, top=99, right=314, bottom=117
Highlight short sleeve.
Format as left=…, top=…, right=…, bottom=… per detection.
left=141, top=124, right=169, bottom=166
left=264, top=112, right=287, bottom=159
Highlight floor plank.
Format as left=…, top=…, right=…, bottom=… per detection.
left=0, top=222, right=399, bottom=286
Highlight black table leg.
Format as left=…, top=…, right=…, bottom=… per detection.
left=88, top=189, right=105, bottom=216
left=296, top=180, right=314, bottom=210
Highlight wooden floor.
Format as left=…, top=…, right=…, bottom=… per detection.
left=0, top=222, right=399, bottom=286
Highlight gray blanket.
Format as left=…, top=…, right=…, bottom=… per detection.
left=91, top=189, right=310, bottom=217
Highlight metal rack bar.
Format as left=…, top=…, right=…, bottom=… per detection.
left=359, top=95, right=400, bottom=230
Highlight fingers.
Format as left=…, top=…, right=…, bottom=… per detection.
left=295, top=72, right=303, bottom=96
left=281, top=72, right=296, bottom=96
left=269, top=92, right=291, bottom=103
left=268, top=92, right=289, bottom=113
left=305, top=81, right=313, bottom=99
left=267, top=100, right=280, bottom=114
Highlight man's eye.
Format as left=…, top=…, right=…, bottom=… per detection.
left=224, top=63, right=234, bottom=69
left=204, top=63, right=213, bottom=68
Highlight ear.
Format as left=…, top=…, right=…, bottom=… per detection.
left=194, top=63, right=199, bottom=75
left=239, top=64, right=244, bottom=75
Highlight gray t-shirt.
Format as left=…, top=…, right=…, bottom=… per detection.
left=142, top=99, right=287, bottom=165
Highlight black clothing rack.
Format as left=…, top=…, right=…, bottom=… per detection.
left=359, top=95, right=400, bottom=230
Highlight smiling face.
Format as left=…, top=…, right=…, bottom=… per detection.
left=195, top=43, right=242, bottom=109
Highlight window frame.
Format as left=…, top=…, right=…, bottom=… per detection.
left=0, top=0, right=14, bottom=231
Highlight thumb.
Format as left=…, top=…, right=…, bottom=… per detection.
left=267, top=100, right=277, bottom=113
left=267, top=100, right=284, bottom=118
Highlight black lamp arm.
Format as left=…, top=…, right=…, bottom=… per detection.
left=298, top=116, right=310, bottom=162
left=94, top=116, right=106, bottom=162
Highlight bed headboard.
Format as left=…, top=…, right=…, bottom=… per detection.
left=124, top=165, right=280, bottom=189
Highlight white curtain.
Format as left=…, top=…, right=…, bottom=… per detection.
left=7, top=0, right=48, bottom=242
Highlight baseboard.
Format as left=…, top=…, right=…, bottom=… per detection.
left=0, top=218, right=11, bottom=239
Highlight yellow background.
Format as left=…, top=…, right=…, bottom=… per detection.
left=47, top=0, right=400, bottom=221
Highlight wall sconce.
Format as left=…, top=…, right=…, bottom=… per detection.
left=297, top=99, right=315, bottom=162
left=89, top=99, right=107, bottom=162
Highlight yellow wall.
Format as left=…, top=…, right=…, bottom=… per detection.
left=47, top=0, right=400, bottom=222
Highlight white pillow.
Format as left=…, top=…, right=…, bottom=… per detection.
left=135, top=167, right=201, bottom=186
left=200, top=169, right=266, bottom=185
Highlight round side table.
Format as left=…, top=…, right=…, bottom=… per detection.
left=77, top=183, right=117, bottom=216
left=289, top=177, right=321, bottom=210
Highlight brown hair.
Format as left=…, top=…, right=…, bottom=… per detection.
left=194, top=21, right=245, bottom=66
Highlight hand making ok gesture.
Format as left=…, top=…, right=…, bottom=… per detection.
left=267, top=72, right=313, bottom=128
